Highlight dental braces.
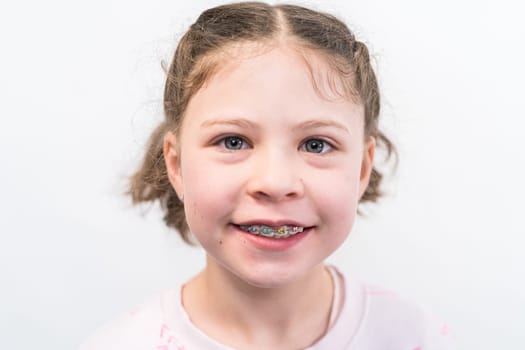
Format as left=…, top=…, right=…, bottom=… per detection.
left=239, top=224, right=304, bottom=238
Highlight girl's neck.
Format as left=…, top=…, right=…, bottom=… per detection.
left=182, top=256, right=334, bottom=350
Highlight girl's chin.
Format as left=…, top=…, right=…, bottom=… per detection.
left=225, top=262, right=318, bottom=289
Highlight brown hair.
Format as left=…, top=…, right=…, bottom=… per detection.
left=129, top=2, right=397, bottom=244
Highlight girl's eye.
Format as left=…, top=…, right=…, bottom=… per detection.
left=301, top=138, right=331, bottom=154
left=220, top=136, right=247, bottom=150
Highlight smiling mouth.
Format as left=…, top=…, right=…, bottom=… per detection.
left=237, top=224, right=305, bottom=239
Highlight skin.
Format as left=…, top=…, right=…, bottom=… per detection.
left=164, top=43, right=375, bottom=349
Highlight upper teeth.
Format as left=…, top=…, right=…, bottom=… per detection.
left=239, top=225, right=304, bottom=238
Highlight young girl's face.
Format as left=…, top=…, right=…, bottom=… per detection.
left=165, top=44, right=374, bottom=288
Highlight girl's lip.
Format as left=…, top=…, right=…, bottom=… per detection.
left=234, top=219, right=310, bottom=228
left=232, top=224, right=312, bottom=250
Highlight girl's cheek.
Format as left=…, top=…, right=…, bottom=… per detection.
left=185, top=167, right=244, bottom=203
left=313, top=170, right=361, bottom=209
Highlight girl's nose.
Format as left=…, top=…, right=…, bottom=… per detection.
left=245, top=149, right=305, bottom=202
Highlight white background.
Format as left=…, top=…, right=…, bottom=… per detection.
left=1, top=0, right=524, bottom=348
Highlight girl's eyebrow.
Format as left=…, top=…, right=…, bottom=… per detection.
left=200, top=118, right=349, bottom=134
left=200, top=118, right=257, bottom=129
left=293, top=120, right=350, bottom=134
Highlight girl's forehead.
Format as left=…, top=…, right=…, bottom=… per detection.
left=180, top=43, right=364, bottom=135
left=199, top=41, right=359, bottom=105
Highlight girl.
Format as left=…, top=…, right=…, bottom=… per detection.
left=81, top=2, right=452, bottom=349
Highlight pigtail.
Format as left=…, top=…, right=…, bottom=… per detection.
left=128, top=120, right=192, bottom=243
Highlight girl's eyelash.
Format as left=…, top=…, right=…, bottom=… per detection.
left=299, top=138, right=335, bottom=154
left=211, top=135, right=335, bottom=154
left=213, top=135, right=251, bottom=150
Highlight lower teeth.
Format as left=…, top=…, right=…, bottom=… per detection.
left=239, top=225, right=304, bottom=238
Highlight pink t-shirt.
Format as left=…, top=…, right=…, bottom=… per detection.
left=79, top=267, right=453, bottom=349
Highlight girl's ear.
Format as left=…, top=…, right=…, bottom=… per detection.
left=358, top=136, right=376, bottom=199
left=164, top=131, right=184, bottom=198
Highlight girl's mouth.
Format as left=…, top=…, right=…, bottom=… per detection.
left=237, top=224, right=305, bottom=239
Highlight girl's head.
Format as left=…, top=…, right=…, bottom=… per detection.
left=130, top=2, right=396, bottom=254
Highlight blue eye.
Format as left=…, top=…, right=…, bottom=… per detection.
left=302, top=138, right=330, bottom=153
left=221, top=136, right=246, bottom=150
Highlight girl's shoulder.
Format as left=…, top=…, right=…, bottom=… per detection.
left=78, top=290, right=185, bottom=350
left=336, top=270, right=454, bottom=349
left=362, top=284, right=450, bottom=335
